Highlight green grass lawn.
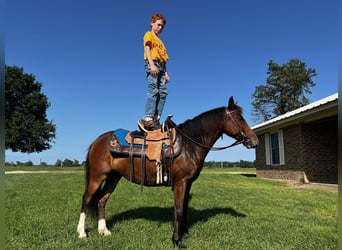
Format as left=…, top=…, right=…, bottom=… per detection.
left=5, top=168, right=337, bottom=249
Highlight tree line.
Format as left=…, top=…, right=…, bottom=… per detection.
left=6, top=159, right=255, bottom=168
left=5, top=158, right=83, bottom=167
left=204, top=160, right=255, bottom=168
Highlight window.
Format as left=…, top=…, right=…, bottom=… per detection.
left=265, top=130, right=284, bottom=165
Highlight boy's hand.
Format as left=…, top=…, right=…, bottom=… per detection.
left=150, top=65, right=159, bottom=76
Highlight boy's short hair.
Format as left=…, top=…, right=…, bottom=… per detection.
left=150, top=13, right=166, bottom=25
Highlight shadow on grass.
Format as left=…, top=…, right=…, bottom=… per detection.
left=107, top=205, right=246, bottom=229
left=240, top=173, right=256, bottom=178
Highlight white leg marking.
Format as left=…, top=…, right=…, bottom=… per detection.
left=98, top=218, right=112, bottom=236
left=77, top=212, right=87, bottom=239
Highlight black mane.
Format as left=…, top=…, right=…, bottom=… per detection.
left=177, top=103, right=243, bottom=154
left=178, top=103, right=243, bottom=134
left=178, top=107, right=225, bottom=134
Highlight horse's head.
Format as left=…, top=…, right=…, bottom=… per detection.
left=223, top=97, right=259, bottom=149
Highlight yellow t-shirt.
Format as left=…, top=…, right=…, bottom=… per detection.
left=143, top=31, right=168, bottom=62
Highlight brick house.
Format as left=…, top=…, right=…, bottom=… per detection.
left=252, top=93, right=338, bottom=184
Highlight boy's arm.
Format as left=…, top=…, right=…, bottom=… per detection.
left=144, top=45, right=159, bottom=76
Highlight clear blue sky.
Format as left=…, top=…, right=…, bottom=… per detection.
left=5, top=0, right=338, bottom=165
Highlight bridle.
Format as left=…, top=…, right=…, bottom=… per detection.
left=165, top=109, right=248, bottom=151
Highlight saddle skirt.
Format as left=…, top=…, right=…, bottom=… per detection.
left=108, top=127, right=181, bottom=162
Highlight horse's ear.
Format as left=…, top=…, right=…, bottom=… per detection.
left=228, top=96, right=235, bottom=110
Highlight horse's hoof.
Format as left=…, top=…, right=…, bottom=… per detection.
left=103, top=230, right=112, bottom=236
left=182, top=232, right=191, bottom=239
left=173, top=240, right=187, bottom=249
left=78, top=232, right=87, bottom=239
left=99, top=229, right=112, bottom=236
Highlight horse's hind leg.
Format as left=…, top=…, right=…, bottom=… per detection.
left=77, top=178, right=104, bottom=239
left=77, top=171, right=121, bottom=238
left=97, top=171, right=122, bottom=236
left=77, top=211, right=87, bottom=239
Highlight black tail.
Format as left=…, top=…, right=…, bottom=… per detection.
left=83, top=144, right=102, bottom=219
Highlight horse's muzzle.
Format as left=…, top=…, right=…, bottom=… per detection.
left=242, top=135, right=259, bottom=149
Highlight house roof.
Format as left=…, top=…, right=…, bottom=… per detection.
left=252, top=93, right=338, bottom=133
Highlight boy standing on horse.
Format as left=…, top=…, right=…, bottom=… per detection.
left=139, top=13, right=170, bottom=130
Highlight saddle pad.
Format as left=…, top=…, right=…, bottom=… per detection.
left=114, top=129, right=131, bottom=146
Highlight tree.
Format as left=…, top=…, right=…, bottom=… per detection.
left=251, top=58, right=317, bottom=122
left=54, top=158, right=80, bottom=167
left=72, top=159, right=80, bottom=166
left=63, top=158, right=74, bottom=167
left=5, top=65, right=56, bottom=153
left=55, top=159, right=63, bottom=167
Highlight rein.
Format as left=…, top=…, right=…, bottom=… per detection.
left=165, top=113, right=244, bottom=151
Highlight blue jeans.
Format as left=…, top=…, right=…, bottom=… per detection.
left=144, top=62, right=168, bottom=120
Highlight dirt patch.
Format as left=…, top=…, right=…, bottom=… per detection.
left=5, top=170, right=81, bottom=174
left=284, top=180, right=337, bottom=193
left=5, top=170, right=50, bottom=174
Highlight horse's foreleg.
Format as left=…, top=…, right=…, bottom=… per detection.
left=97, top=172, right=122, bottom=236
left=181, top=182, right=192, bottom=239
left=172, top=180, right=187, bottom=248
